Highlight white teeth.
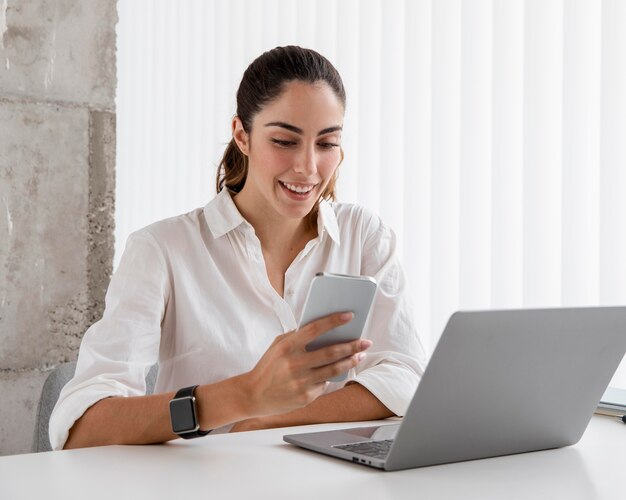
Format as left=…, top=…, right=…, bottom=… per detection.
left=281, top=182, right=314, bottom=194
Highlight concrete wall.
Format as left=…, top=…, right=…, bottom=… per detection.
left=0, top=0, right=117, bottom=455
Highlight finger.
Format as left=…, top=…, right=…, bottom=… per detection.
left=312, top=352, right=367, bottom=383
left=307, top=338, right=372, bottom=368
left=297, top=312, right=354, bottom=344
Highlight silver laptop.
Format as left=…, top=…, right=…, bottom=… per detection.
left=284, top=307, right=626, bottom=471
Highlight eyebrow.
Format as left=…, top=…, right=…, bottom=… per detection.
left=264, top=121, right=342, bottom=136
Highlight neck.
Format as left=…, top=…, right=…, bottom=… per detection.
left=232, top=192, right=317, bottom=250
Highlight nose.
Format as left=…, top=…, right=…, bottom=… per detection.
left=293, top=144, right=317, bottom=176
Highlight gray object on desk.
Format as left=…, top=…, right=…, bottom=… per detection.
left=32, top=361, right=159, bottom=452
left=597, top=386, right=626, bottom=415
left=285, top=306, right=626, bottom=471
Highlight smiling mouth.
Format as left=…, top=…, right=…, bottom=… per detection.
left=279, top=181, right=317, bottom=195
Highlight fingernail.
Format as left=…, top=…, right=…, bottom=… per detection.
left=356, top=352, right=366, bottom=362
left=340, top=312, right=354, bottom=321
left=360, top=339, right=373, bottom=350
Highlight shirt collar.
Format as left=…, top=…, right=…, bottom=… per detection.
left=203, top=189, right=248, bottom=238
left=204, top=189, right=340, bottom=246
left=317, top=199, right=341, bottom=246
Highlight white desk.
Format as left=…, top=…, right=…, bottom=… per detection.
left=1, top=415, right=624, bottom=500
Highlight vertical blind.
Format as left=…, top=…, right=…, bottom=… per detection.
left=117, top=0, right=626, bottom=386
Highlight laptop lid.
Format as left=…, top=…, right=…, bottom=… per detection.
left=285, top=306, right=626, bottom=471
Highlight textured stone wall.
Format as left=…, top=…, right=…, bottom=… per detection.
left=0, top=0, right=117, bottom=455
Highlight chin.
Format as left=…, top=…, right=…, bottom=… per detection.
left=274, top=192, right=320, bottom=220
left=282, top=206, right=315, bottom=220
left=275, top=200, right=315, bottom=220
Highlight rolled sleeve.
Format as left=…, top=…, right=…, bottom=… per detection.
left=48, top=230, right=169, bottom=450
left=346, top=216, right=427, bottom=416
left=350, top=354, right=422, bottom=416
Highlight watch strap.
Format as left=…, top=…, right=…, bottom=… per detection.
left=172, top=385, right=211, bottom=439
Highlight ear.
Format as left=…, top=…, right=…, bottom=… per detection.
left=232, top=117, right=250, bottom=156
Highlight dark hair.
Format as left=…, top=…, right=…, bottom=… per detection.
left=216, top=46, right=346, bottom=201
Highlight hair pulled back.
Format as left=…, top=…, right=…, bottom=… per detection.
left=216, top=46, right=346, bottom=201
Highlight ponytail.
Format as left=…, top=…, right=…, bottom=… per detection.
left=216, top=138, right=248, bottom=194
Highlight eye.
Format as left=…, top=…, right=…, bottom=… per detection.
left=318, top=142, right=340, bottom=150
left=270, top=138, right=296, bottom=148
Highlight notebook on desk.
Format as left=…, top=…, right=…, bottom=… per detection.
left=597, top=386, right=626, bottom=416
left=284, top=306, right=626, bottom=471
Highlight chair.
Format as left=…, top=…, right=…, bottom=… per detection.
left=32, top=362, right=159, bottom=452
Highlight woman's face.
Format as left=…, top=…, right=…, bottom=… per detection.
left=233, top=80, right=344, bottom=222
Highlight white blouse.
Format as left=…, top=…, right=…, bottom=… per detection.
left=49, top=189, right=427, bottom=450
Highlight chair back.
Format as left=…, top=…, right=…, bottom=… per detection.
left=32, top=362, right=159, bottom=452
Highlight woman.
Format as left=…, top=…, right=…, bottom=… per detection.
left=50, top=46, right=426, bottom=450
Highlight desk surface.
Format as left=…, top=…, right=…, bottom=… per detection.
left=1, top=415, right=624, bottom=500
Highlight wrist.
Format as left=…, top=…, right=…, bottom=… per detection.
left=229, top=372, right=258, bottom=420
left=195, top=374, right=258, bottom=430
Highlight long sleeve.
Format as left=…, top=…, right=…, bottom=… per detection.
left=346, top=215, right=427, bottom=416
left=48, top=230, right=169, bottom=450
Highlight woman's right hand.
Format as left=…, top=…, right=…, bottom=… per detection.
left=242, top=312, right=372, bottom=418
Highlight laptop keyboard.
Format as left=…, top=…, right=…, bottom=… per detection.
left=334, top=439, right=394, bottom=459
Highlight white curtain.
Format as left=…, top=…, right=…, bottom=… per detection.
left=117, top=0, right=626, bottom=386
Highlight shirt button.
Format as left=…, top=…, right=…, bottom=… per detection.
left=287, top=289, right=294, bottom=295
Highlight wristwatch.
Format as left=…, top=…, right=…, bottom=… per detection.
left=169, top=385, right=211, bottom=439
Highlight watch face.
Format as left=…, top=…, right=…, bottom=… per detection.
left=170, top=397, right=198, bottom=434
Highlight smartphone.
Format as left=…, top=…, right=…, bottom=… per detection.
left=299, top=272, right=377, bottom=381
